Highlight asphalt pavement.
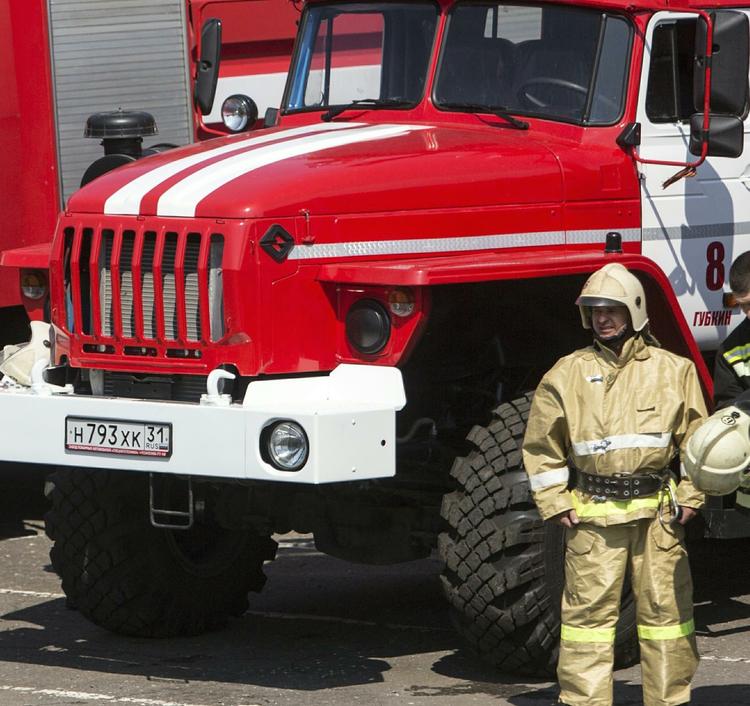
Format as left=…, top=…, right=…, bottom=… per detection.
left=0, top=465, right=748, bottom=705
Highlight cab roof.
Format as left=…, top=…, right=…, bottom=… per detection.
left=303, top=0, right=750, bottom=12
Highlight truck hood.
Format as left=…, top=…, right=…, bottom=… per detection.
left=67, top=121, right=564, bottom=219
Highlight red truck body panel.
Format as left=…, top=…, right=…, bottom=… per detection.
left=0, top=1, right=60, bottom=311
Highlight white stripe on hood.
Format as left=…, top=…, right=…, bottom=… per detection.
left=103, top=122, right=361, bottom=216
left=156, top=124, right=429, bottom=218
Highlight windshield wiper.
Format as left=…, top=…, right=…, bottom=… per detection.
left=321, top=98, right=415, bottom=122
left=441, top=102, right=529, bottom=130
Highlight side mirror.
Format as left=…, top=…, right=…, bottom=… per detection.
left=694, top=11, right=749, bottom=116
left=195, top=18, right=222, bottom=115
left=689, top=114, right=744, bottom=157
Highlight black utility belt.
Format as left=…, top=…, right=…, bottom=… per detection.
left=576, top=469, right=669, bottom=501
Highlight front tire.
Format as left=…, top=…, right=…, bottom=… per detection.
left=45, top=468, right=276, bottom=637
left=439, top=394, right=637, bottom=676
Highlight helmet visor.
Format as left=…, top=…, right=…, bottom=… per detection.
left=576, top=295, right=624, bottom=308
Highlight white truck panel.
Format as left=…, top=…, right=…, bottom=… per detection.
left=637, top=11, right=750, bottom=351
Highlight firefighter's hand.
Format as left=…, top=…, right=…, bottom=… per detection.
left=550, top=509, right=580, bottom=528
left=677, top=506, right=697, bottom=525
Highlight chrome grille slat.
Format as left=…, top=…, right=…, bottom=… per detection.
left=141, top=234, right=157, bottom=339
left=185, top=234, right=201, bottom=341
left=120, top=233, right=136, bottom=337
left=100, top=231, right=114, bottom=336
left=208, top=235, right=225, bottom=341
left=162, top=233, right=179, bottom=340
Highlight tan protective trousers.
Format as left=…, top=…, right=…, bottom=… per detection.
left=557, top=517, right=698, bottom=706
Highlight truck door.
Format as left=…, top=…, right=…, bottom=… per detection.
left=637, top=11, right=750, bottom=350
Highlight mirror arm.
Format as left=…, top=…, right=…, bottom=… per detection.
left=628, top=8, right=713, bottom=172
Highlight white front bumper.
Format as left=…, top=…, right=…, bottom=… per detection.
left=0, top=365, right=406, bottom=484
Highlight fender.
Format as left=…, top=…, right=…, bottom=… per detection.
left=0, top=243, right=53, bottom=270
left=0, top=243, right=52, bottom=322
left=317, top=248, right=712, bottom=395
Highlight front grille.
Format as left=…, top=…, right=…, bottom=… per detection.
left=62, top=225, right=225, bottom=345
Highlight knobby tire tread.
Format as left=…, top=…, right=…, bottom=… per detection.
left=45, top=468, right=277, bottom=638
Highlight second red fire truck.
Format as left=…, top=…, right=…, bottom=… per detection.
left=0, top=0, right=298, bottom=350
left=2, top=0, right=749, bottom=676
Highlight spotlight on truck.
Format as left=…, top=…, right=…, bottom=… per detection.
left=221, top=94, right=259, bottom=132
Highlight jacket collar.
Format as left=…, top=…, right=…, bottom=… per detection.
left=588, top=334, right=651, bottom=365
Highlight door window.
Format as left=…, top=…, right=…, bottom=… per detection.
left=645, top=20, right=697, bottom=123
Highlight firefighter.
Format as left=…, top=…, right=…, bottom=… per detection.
left=714, top=251, right=750, bottom=411
left=522, top=263, right=706, bottom=706
left=707, top=251, right=750, bottom=513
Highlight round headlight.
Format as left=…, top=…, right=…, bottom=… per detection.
left=345, top=299, right=391, bottom=355
left=265, top=421, right=308, bottom=471
left=21, top=270, right=48, bottom=300
left=221, top=94, right=258, bottom=132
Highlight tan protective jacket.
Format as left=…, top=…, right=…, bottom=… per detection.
left=523, top=335, right=707, bottom=525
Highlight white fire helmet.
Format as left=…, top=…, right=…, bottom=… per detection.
left=684, top=406, right=750, bottom=496
left=576, top=263, right=648, bottom=331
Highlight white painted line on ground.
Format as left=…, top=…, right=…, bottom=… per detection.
left=702, top=655, right=750, bottom=664
left=0, top=685, right=252, bottom=706
left=5, top=534, right=42, bottom=542
left=79, top=654, right=144, bottom=666
left=0, top=588, right=63, bottom=599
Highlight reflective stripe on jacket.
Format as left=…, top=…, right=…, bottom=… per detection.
left=522, top=335, right=707, bottom=524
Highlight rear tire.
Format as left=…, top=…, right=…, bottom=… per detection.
left=45, top=468, right=276, bottom=637
left=439, top=393, right=637, bottom=676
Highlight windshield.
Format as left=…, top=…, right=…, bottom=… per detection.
left=434, top=4, right=632, bottom=124
left=285, top=2, right=439, bottom=112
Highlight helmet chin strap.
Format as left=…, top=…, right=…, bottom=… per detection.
left=594, top=324, right=634, bottom=346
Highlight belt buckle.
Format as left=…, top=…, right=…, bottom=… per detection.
left=591, top=493, right=608, bottom=503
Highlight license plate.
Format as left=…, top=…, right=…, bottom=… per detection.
left=65, top=417, right=172, bottom=458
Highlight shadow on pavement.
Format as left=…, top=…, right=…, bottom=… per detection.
left=427, top=651, right=555, bottom=700
left=690, top=537, right=750, bottom=637
left=0, top=546, right=483, bottom=693
left=0, top=463, right=49, bottom=539
left=0, top=480, right=747, bottom=698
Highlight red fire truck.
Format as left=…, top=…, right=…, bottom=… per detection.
left=1, top=0, right=748, bottom=677
left=0, top=0, right=298, bottom=345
